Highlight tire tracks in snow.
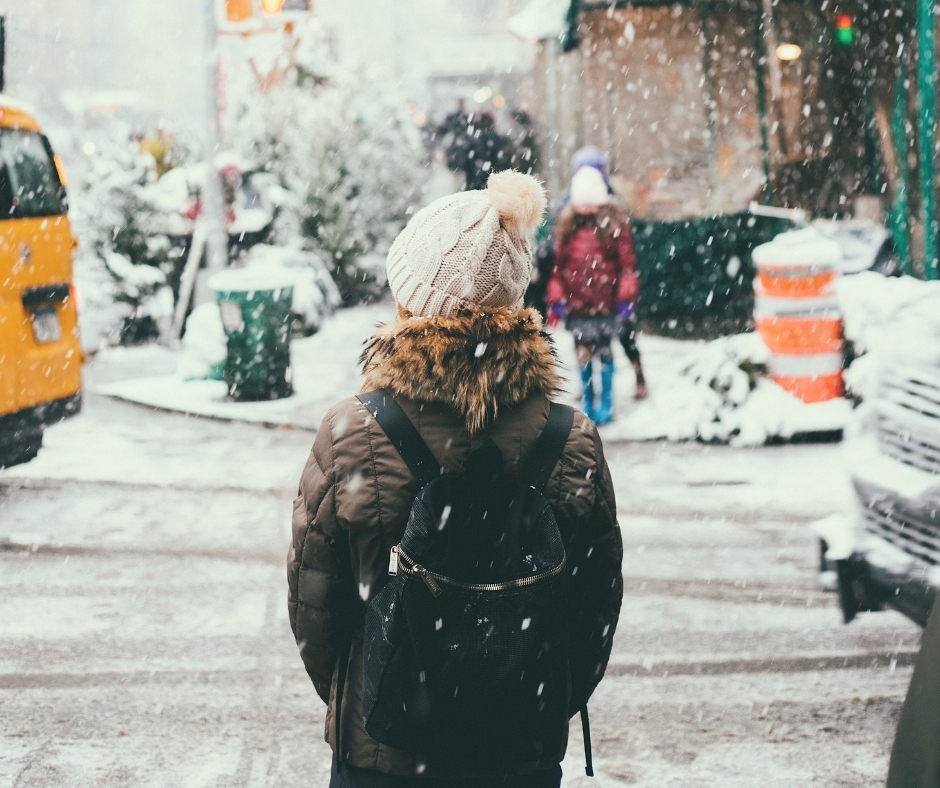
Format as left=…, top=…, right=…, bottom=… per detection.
left=622, top=576, right=836, bottom=608
left=0, top=648, right=918, bottom=691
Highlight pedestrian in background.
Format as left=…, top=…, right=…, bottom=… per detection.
left=526, top=147, right=614, bottom=323
left=288, top=170, right=623, bottom=787
left=441, top=110, right=514, bottom=191
left=534, top=147, right=646, bottom=400
left=547, top=166, right=646, bottom=424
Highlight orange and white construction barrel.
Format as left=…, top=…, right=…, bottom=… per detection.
left=752, top=229, right=844, bottom=403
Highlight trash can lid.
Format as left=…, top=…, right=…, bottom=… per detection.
left=209, top=267, right=297, bottom=293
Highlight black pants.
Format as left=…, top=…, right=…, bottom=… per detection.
left=619, top=316, right=641, bottom=364
left=329, top=757, right=562, bottom=788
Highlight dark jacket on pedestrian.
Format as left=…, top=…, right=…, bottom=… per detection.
left=886, top=598, right=940, bottom=788
left=547, top=203, right=639, bottom=316
left=287, top=305, right=624, bottom=779
left=445, top=113, right=514, bottom=191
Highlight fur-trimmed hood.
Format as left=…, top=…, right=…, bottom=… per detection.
left=360, top=306, right=561, bottom=433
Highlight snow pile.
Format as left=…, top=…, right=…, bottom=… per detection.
left=617, top=333, right=767, bottom=444
left=603, top=271, right=940, bottom=444
left=73, top=253, right=125, bottom=352
left=603, top=332, right=850, bottom=446
left=837, top=271, right=940, bottom=400
left=812, top=218, right=890, bottom=274
left=178, top=303, right=227, bottom=381
left=752, top=226, right=842, bottom=271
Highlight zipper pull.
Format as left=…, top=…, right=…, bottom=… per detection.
left=388, top=545, right=399, bottom=576
left=413, top=564, right=443, bottom=597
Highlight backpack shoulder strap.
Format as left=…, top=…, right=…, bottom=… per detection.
left=357, top=390, right=442, bottom=488
left=519, top=401, right=574, bottom=493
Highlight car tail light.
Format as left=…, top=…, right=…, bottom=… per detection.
left=69, top=283, right=81, bottom=312
left=184, top=198, right=201, bottom=221
left=54, top=154, right=68, bottom=187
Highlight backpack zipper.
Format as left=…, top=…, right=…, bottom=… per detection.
left=389, top=544, right=566, bottom=597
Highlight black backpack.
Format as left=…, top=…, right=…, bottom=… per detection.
left=345, top=389, right=593, bottom=775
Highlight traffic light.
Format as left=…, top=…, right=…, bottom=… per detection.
left=835, top=14, right=854, bottom=46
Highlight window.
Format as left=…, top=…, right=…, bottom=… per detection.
left=0, top=130, right=67, bottom=218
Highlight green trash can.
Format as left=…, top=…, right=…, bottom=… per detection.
left=209, top=268, right=295, bottom=402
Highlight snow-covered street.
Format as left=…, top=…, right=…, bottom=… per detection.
left=6, top=0, right=940, bottom=784
left=0, top=319, right=920, bottom=787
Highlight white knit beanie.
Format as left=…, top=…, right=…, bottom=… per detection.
left=569, top=166, right=609, bottom=208
left=386, top=170, right=547, bottom=318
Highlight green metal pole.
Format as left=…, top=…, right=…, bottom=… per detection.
left=863, top=76, right=883, bottom=196
left=918, top=0, right=938, bottom=279
left=752, top=11, right=772, bottom=205
left=891, top=51, right=913, bottom=275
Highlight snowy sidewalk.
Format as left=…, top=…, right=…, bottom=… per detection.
left=92, top=303, right=853, bottom=445
left=553, top=328, right=851, bottom=446
left=91, top=303, right=657, bottom=435
left=94, top=303, right=394, bottom=431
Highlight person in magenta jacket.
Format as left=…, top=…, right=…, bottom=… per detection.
left=546, top=167, right=647, bottom=423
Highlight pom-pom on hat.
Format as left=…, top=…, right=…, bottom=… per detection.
left=386, top=170, right=547, bottom=318
left=569, top=166, right=610, bottom=208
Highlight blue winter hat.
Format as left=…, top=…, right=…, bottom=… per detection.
left=570, top=145, right=607, bottom=174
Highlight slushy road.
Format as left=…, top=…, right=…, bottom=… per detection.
left=0, top=391, right=920, bottom=787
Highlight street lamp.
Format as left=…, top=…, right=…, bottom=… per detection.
left=775, top=43, right=802, bottom=61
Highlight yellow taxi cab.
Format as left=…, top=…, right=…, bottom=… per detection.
left=0, top=96, right=82, bottom=468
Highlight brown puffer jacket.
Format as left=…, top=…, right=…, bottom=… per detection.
left=287, top=306, right=623, bottom=779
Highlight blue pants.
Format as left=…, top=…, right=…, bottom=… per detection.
left=329, top=757, right=562, bottom=788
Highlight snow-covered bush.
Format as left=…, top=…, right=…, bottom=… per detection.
left=611, top=333, right=769, bottom=444
left=225, top=22, right=425, bottom=303
left=607, top=332, right=850, bottom=446
left=71, top=134, right=175, bottom=344
left=607, top=271, right=940, bottom=445
left=102, top=251, right=174, bottom=340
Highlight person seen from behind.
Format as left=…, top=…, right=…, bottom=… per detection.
left=441, top=109, right=514, bottom=191
left=288, top=170, right=624, bottom=787
left=547, top=166, right=647, bottom=424
left=539, top=146, right=647, bottom=399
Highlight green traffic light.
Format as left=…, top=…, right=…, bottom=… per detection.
left=835, top=14, right=854, bottom=46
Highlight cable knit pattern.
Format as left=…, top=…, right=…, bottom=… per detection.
left=386, top=171, right=546, bottom=318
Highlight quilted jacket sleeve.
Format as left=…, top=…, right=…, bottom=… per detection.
left=614, top=224, right=639, bottom=303
left=567, top=426, right=624, bottom=715
left=287, top=417, right=355, bottom=704
left=546, top=233, right=568, bottom=304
